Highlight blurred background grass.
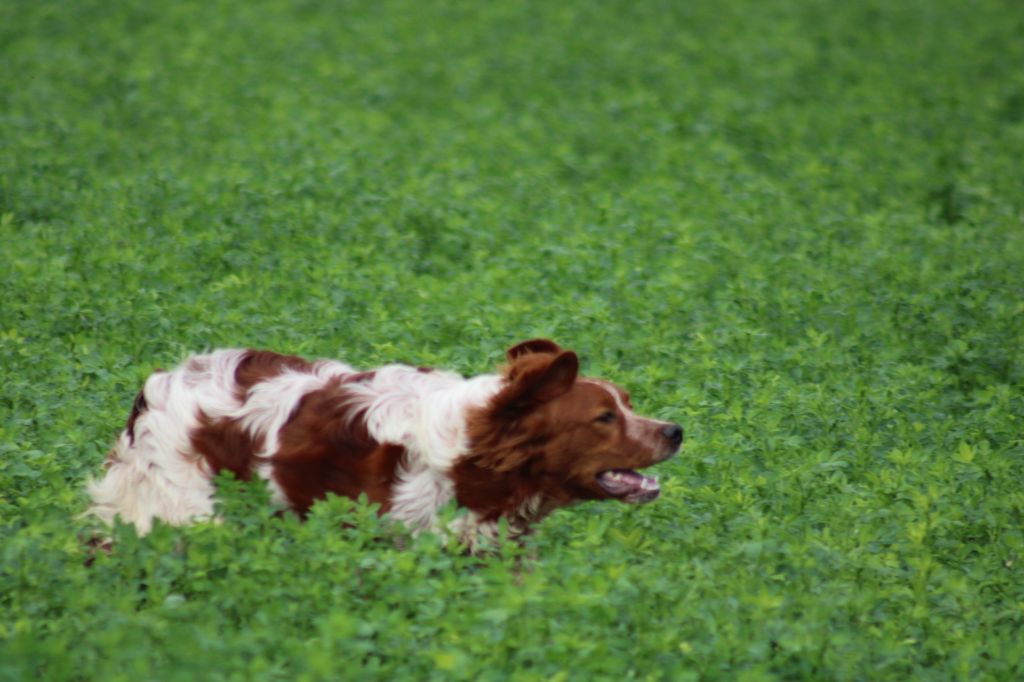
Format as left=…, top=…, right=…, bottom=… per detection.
left=2, top=0, right=1023, bottom=679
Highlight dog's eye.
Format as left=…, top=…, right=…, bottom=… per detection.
left=594, top=411, right=616, bottom=424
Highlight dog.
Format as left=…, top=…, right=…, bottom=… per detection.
left=86, top=339, right=683, bottom=551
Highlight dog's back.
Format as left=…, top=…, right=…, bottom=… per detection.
left=87, top=348, right=496, bottom=535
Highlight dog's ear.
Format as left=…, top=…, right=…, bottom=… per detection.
left=503, top=349, right=579, bottom=405
left=469, top=350, right=579, bottom=472
left=505, top=338, right=562, bottom=362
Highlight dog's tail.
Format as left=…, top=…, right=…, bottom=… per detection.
left=85, top=389, right=149, bottom=529
left=82, top=390, right=145, bottom=557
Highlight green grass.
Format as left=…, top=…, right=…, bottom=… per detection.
left=2, top=0, right=1023, bottom=679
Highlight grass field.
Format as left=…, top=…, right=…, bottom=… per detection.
left=2, top=0, right=1024, bottom=679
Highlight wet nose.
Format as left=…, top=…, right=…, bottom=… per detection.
left=662, top=423, right=684, bottom=447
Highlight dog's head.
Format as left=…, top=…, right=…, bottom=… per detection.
left=464, top=339, right=682, bottom=508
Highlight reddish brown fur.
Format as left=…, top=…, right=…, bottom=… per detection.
left=454, top=341, right=680, bottom=528
left=234, top=350, right=313, bottom=397
left=272, top=382, right=403, bottom=515
left=343, top=371, right=378, bottom=384
left=190, top=357, right=402, bottom=517
left=191, top=414, right=265, bottom=481
left=125, top=390, right=148, bottom=446
left=190, top=349, right=313, bottom=481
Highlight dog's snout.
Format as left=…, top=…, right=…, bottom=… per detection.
left=662, top=423, right=684, bottom=447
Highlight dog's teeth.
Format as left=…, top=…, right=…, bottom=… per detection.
left=640, top=476, right=659, bottom=491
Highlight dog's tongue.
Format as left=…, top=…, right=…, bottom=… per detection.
left=597, top=469, right=660, bottom=503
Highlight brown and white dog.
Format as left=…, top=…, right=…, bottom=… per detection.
left=87, top=339, right=682, bottom=550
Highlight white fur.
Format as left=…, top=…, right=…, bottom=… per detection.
left=238, top=372, right=331, bottom=457
left=345, top=368, right=503, bottom=531
left=448, top=493, right=547, bottom=552
left=86, top=350, right=503, bottom=537
left=255, top=462, right=290, bottom=507
left=86, top=349, right=254, bottom=533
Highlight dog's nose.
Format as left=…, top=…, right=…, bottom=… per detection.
left=662, top=423, right=684, bottom=447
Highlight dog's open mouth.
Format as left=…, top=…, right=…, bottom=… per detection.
left=597, top=469, right=660, bottom=503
